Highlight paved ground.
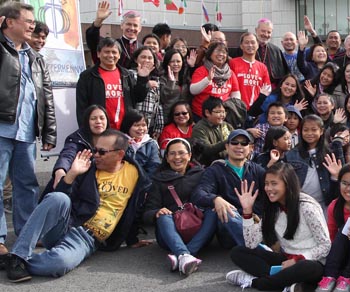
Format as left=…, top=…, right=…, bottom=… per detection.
left=0, top=150, right=259, bottom=292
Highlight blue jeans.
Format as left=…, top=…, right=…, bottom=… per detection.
left=0, top=137, right=39, bottom=240
left=156, top=209, right=217, bottom=257
left=12, top=192, right=97, bottom=277
left=216, top=209, right=244, bottom=248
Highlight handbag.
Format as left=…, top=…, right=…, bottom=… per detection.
left=168, top=185, right=204, bottom=243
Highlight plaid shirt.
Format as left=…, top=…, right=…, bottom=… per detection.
left=253, top=122, right=270, bottom=157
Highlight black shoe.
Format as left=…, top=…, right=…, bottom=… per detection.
left=6, top=254, right=32, bottom=283
left=0, top=253, right=8, bottom=270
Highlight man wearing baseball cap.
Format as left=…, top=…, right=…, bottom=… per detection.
left=192, top=129, right=265, bottom=249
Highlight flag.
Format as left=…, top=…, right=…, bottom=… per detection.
left=164, top=0, right=178, bottom=11
left=144, top=0, right=160, bottom=7
left=178, top=0, right=187, bottom=14
left=216, top=0, right=222, bottom=22
left=202, top=1, right=209, bottom=22
left=118, top=0, right=123, bottom=16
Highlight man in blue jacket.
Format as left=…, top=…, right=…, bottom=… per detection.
left=3, top=129, right=151, bottom=283
left=192, top=129, right=265, bottom=249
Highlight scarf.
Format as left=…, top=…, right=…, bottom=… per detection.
left=204, top=59, right=231, bottom=87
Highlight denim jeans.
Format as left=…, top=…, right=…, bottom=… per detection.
left=156, top=209, right=217, bottom=257
left=12, top=192, right=97, bottom=277
left=0, top=137, right=39, bottom=241
left=216, top=209, right=244, bottom=248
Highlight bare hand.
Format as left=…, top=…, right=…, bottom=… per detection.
left=148, top=80, right=158, bottom=89
left=208, top=66, right=215, bottom=81
left=294, top=98, right=308, bottom=112
left=323, top=153, right=342, bottom=179
left=187, top=49, right=197, bottom=68
left=0, top=16, right=5, bottom=28
left=94, top=1, right=112, bottom=27
left=246, top=128, right=263, bottom=139
left=282, top=259, right=296, bottom=269
left=53, top=169, right=66, bottom=189
left=304, top=15, right=315, bottom=35
left=200, top=26, right=211, bottom=44
left=259, top=83, right=272, bottom=96
left=156, top=207, right=173, bottom=218
left=137, top=63, right=154, bottom=77
left=333, top=108, right=346, bottom=124
left=304, top=79, right=317, bottom=97
left=167, top=66, right=175, bottom=81
left=269, top=149, right=280, bottom=163
left=130, top=239, right=153, bottom=248
left=234, top=180, right=258, bottom=215
left=297, top=31, right=308, bottom=49
left=70, top=150, right=93, bottom=177
left=213, top=196, right=236, bottom=223
left=42, top=143, right=54, bottom=151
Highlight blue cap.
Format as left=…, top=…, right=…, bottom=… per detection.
left=227, top=129, right=253, bottom=143
left=286, top=105, right=302, bottom=120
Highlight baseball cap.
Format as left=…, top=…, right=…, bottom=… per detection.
left=227, top=129, right=253, bottom=143
left=286, top=105, right=302, bottom=120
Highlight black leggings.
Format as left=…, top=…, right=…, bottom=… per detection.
left=231, top=246, right=324, bottom=291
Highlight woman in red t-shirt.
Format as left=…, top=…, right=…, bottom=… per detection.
left=190, top=42, right=240, bottom=120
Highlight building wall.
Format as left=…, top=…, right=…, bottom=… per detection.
left=80, top=0, right=297, bottom=49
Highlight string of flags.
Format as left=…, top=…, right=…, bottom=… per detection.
left=118, top=0, right=223, bottom=23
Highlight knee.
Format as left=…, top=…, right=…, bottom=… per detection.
left=156, top=214, right=173, bottom=225
left=41, top=192, right=71, bottom=211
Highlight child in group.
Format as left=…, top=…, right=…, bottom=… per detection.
left=285, top=105, right=302, bottom=148
left=251, top=102, right=288, bottom=158
left=316, top=164, right=350, bottom=292
left=284, top=114, right=343, bottom=215
left=226, top=163, right=331, bottom=291
left=254, top=126, right=291, bottom=169
left=120, top=110, right=161, bottom=178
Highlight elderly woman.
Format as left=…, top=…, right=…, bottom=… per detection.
left=190, top=42, right=240, bottom=121
left=143, top=138, right=217, bottom=276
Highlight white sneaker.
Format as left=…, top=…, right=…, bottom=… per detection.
left=178, top=254, right=201, bottom=276
left=226, top=270, right=255, bottom=289
left=167, top=254, right=178, bottom=272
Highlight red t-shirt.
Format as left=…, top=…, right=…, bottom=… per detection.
left=158, top=123, right=193, bottom=149
left=327, top=198, right=350, bottom=242
left=191, top=65, right=240, bottom=117
left=98, top=67, right=125, bottom=129
left=229, top=57, right=271, bottom=110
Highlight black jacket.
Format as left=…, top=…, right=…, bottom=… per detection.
left=75, top=63, right=148, bottom=127
left=0, top=30, right=56, bottom=145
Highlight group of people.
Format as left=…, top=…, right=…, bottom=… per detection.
left=2, top=0, right=350, bottom=291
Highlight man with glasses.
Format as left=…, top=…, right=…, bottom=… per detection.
left=0, top=1, right=56, bottom=259
left=192, top=129, right=264, bottom=249
left=3, top=129, right=151, bottom=282
left=192, top=97, right=233, bottom=166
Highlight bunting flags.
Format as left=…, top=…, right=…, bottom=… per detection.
left=118, top=0, right=123, bottom=16
left=202, top=1, right=209, bottom=22
left=144, top=0, right=160, bottom=7
left=178, top=0, right=187, bottom=14
left=216, top=0, right=222, bottom=23
left=164, top=0, right=178, bottom=11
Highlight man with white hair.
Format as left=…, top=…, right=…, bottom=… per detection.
left=333, top=34, right=350, bottom=70
left=86, top=1, right=142, bottom=68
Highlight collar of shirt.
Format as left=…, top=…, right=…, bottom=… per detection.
left=122, top=35, right=137, bottom=44
left=4, top=35, right=31, bottom=52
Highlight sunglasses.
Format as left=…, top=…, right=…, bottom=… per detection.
left=174, top=112, right=189, bottom=116
left=229, top=140, right=250, bottom=146
left=93, top=148, right=120, bottom=156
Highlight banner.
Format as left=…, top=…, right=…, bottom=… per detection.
left=26, top=0, right=85, bottom=88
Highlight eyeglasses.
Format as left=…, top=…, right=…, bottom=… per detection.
left=174, top=112, right=189, bottom=116
left=212, top=110, right=226, bottom=115
left=340, top=180, right=350, bottom=188
left=93, top=148, right=120, bottom=156
left=213, top=49, right=227, bottom=55
left=229, top=140, right=250, bottom=146
left=167, top=151, right=189, bottom=157
left=13, top=17, right=36, bottom=26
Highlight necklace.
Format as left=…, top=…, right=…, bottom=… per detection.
left=119, top=37, right=138, bottom=60
left=256, top=45, right=268, bottom=64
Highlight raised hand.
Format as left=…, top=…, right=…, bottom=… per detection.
left=333, top=108, right=346, bottom=124
left=304, top=15, right=316, bottom=35
left=234, top=180, right=258, bottom=215
left=168, top=65, right=175, bottom=81
left=94, top=1, right=112, bottom=27
left=200, top=26, right=212, bottom=44
left=303, top=79, right=317, bottom=97
left=297, top=31, right=309, bottom=50
left=294, top=98, right=308, bottom=112
left=64, top=150, right=93, bottom=185
left=323, top=153, right=342, bottom=180
left=208, top=66, right=215, bottom=81
left=187, top=49, right=197, bottom=68
left=137, top=62, right=154, bottom=77
left=259, top=83, right=272, bottom=96
left=0, top=16, right=5, bottom=28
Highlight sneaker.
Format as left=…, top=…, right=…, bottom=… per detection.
left=334, top=276, right=350, bottom=292
left=288, top=283, right=304, bottom=292
left=316, top=277, right=337, bottom=291
left=226, top=270, right=255, bottom=289
left=167, top=254, right=178, bottom=272
left=6, top=254, right=32, bottom=283
left=178, top=254, right=201, bottom=276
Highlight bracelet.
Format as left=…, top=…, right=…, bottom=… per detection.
left=242, top=213, right=253, bottom=219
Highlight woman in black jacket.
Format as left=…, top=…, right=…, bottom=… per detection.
left=143, top=138, right=217, bottom=276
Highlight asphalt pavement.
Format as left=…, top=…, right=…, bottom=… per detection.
left=0, top=150, right=258, bottom=292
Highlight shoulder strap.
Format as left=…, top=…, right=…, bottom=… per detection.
left=168, top=185, right=183, bottom=207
